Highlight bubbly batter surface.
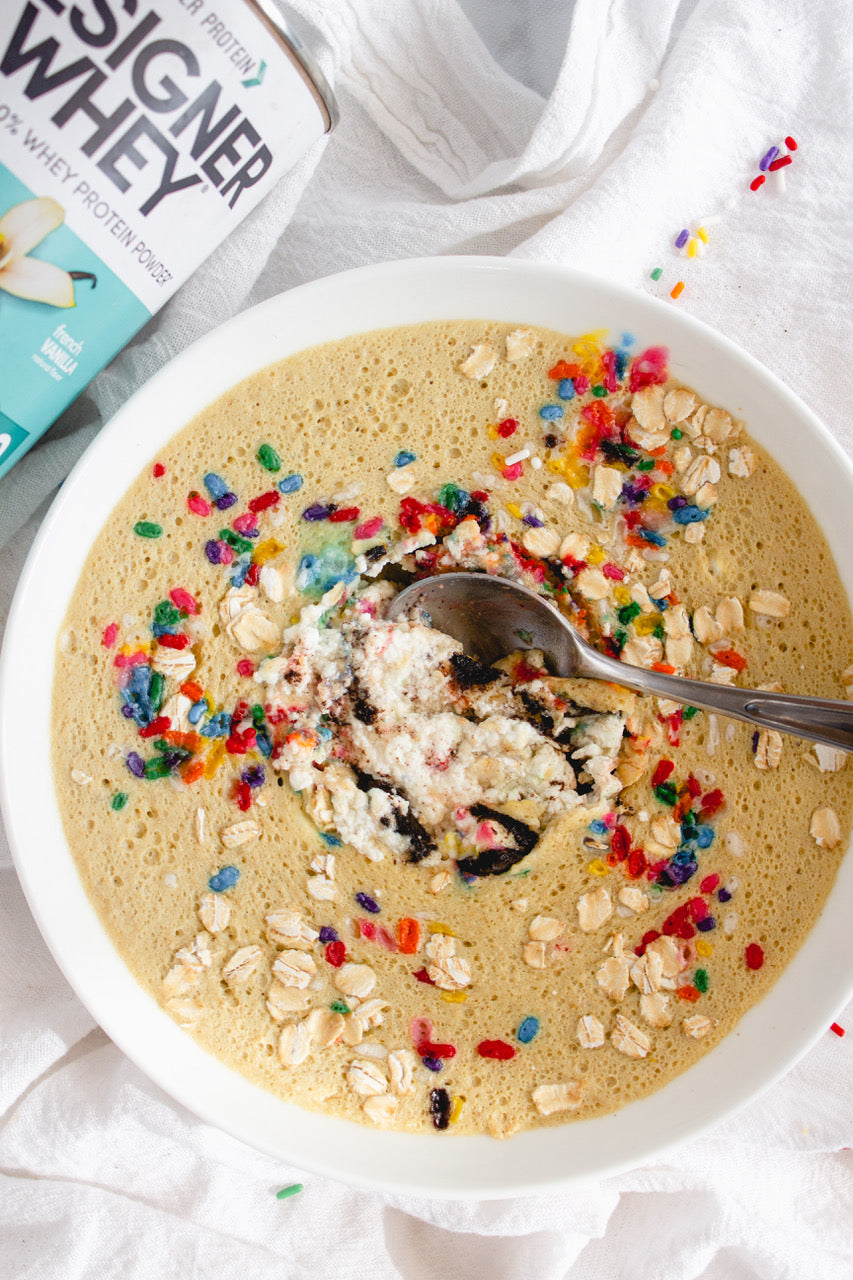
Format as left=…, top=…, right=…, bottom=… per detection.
left=52, top=321, right=853, bottom=1137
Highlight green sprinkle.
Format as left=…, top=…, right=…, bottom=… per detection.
left=257, top=443, right=281, bottom=472
left=219, top=529, right=254, bottom=555
left=275, top=1183, right=304, bottom=1200
left=654, top=781, right=679, bottom=806
left=134, top=520, right=162, bottom=539
left=613, top=628, right=627, bottom=651
left=671, top=427, right=683, bottom=440
left=652, top=623, right=665, bottom=640
left=149, top=670, right=166, bottom=713
left=636, top=458, right=655, bottom=472
left=591, top=384, right=607, bottom=397
left=143, top=756, right=172, bottom=779
left=617, top=602, right=641, bottom=625
left=694, top=968, right=709, bottom=992
left=330, top=999, right=350, bottom=1014
left=111, top=791, right=128, bottom=811
left=683, top=705, right=699, bottom=720
left=251, top=704, right=265, bottom=725
left=650, top=267, right=663, bottom=281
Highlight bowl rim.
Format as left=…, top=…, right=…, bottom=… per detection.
left=3, top=254, right=853, bottom=1200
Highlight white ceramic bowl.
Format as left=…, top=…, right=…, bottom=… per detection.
left=3, top=257, right=853, bottom=1199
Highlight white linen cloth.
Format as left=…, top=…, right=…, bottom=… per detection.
left=2, top=0, right=853, bottom=1274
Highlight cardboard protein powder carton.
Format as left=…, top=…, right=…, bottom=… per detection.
left=0, top=0, right=337, bottom=479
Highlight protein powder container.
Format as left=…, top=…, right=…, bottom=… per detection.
left=0, top=0, right=337, bottom=480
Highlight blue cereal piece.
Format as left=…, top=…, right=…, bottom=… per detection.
left=539, top=404, right=564, bottom=420
left=517, top=1016, right=539, bottom=1044
left=320, top=832, right=342, bottom=847
left=673, top=505, right=709, bottom=524
left=394, top=450, right=417, bottom=467
left=209, top=865, right=239, bottom=892
left=201, top=711, right=230, bottom=738
left=557, top=378, right=575, bottom=400
left=278, top=473, right=303, bottom=494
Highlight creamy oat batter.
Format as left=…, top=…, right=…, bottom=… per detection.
left=52, top=321, right=853, bottom=1137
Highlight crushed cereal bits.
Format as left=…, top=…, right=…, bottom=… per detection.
left=505, top=328, right=536, bottom=362
left=749, top=589, right=791, bottom=618
left=611, top=1014, right=652, bottom=1059
left=532, top=1081, right=583, bottom=1116
left=810, top=807, right=842, bottom=849
left=459, top=343, right=497, bottom=380
left=754, top=729, right=783, bottom=770
left=220, top=819, right=261, bottom=848
left=682, top=1014, right=713, bottom=1039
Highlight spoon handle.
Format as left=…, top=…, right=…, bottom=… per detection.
left=579, top=648, right=853, bottom=753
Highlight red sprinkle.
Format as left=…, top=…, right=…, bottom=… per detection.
left=236, top=780, right=252, bottom=811
left=750, top=175, right=766, bottom=191
left=248, top=491, right=279, bottom=513
left=232, top=512, right=259, bottom=536
left=329, top=506, right=360, bottom=523
left=497, top=418, right=518, bottom=438
left=502, top=461, right=523, bottom=481
left=413, top=967, right=435, bottom=985
left=187, top=491, right=211, bottom=517
left=157, top=633, right=190, bottom=649
left=170, top=586, right=199, bottom=615
left=325, top=941, right=346, bottom=967
left=602, top=562, right=625, bottom=581
left=236, top=658, right=254, bottom=677
left=626, top=848, right=647, bottom=878
left=226, top=727, right=256, bottom=754
left=139, top=715, right=170, bottom=739
left=830, top=1022, right=845, bottom=1037
left=152, top=462, right=166, bottom=478
left=677, top=985, right=701, bottom=1002
left=611, top=825, right=631, bottom=860
left=101, top=622, right=119, bottom=648
left=476, top=1039, right=516, bottom=1061
left=548, top=361, right=580, bottom=380
left=700, top=873, right=720, bottom=894
left=768, top=155, right=792, bottom=172
left=471, top=490, right=489, bottom=502
left=354, top=516, right=383, bottom=541
left=699, top=788, right=725, bottom=818
left=651, top=759, right=675, bottom=788
left=422, top=1040, right=456, bottom=1059
left=745, top=943, right=764, bottom=970
left=785, top=135, right=798, bottom=151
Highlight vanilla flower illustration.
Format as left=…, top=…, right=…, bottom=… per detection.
left=0, top=197, right=94, bottom=308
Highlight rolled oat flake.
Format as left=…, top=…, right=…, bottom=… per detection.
left=0, top=0, right=337, bottom=479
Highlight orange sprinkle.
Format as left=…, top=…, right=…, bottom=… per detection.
left=180, top=758, right=205, bottom=785
left=713, top=648, right=748, bottom=672
left=397, top=917, right=421, bottom=954
left=670, top=281, right=685, bottom=300
left=180, top=680, right=204, bottom=702
left=652, top=662, right=676, bottom=674
left=677, top=985, right=701, bottom=1002
left=163, top=730, right=201, bottom=751
left=656, top=459, right=675, bottom=475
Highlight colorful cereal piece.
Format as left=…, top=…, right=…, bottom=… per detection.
left=744, top=942, right=764, bottom=970
left=110, top=791, right=128, bottom=811
left=516, top=1016, right=539, bottom=1044
left=394, top=450, right=417, bottom=467
left=208, top=865, right=239, bottom=892
left=134, top=520, right=162, bottom=538
left=278, top=473, right=303, bottom=494
left=476, top=1039, right=516, bottom=1060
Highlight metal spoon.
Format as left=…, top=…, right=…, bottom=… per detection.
left=387, top=572, right=853, bottom=753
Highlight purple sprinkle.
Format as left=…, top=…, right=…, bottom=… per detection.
left=668, top=495, right=688, bottom=510
left=121, top=704, right=135, bottom=719
left=302, top=502, right=333, bottom=522
left=162, top=751, right=182, bottom=770
left=319, top=925, right=338, bottom=943
left=717, top=887, right=732, bottom=903
left=204, top=539, right=222, bottom=564
left=751, top=731, right=759, bottom=753
left=242, top=765, right=265, bottom=788
left=675, top=228, right=689, bottom=249
left=759, top=146, right=779, bottom=171
left=355, top=891, right=380, bottom=914
left=522, top=514, right=544, bottom=528
left=422, top=1056, right=444, bottom=1072
left=126, top=751, right=145, bottom=777
left=215, top=492, right=237, bottom=511
left=696, top=915, right=716, bottom=932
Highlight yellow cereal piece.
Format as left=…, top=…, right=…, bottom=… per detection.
left=203, top=740, right=226, bottom=778
left=492, top=451, right=509, bottom=473
left=634, top=613, right=663, bottom=636
left=441, top=990, right=467, bottom=1004
left=696, top=939, right=713, bottom=958
left=614, top=586, right=631, bottom=605
left=441, top=832, right=460, bottom=856
left=506, top=502, right=523, bottom=519
left=487, top=424, right=499, bottom=439
left=587, top=545, right=605, bottom=565
left=547, top=454, right=590, bottom=488
left=587, top=858, right=609, bottom=876
left=651, top=483, right=676, bottom=502
left=572, top=329, right=608, bottom=376
left=253, top=538, right=285, bottom=565
left=449, top=1095, right=466, bottom=1123
left=429, top=922, right=456, bottom=935
left=697, top=225, right=709, bottom=244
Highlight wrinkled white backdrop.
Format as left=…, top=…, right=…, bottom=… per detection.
left=1, top=2, right=852, bottom=1276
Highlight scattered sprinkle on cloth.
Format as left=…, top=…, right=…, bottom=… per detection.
left=3, top=1, right=853, bottom=1275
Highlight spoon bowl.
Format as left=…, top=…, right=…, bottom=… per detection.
left=388, top=572, right=853, bottom=753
